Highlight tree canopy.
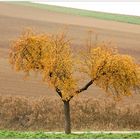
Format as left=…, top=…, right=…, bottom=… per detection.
left=9, top=30, right=76, bottom=101
left=9, top=29, right=140, bottom=101
left=80, top=43, right=140, bottom=100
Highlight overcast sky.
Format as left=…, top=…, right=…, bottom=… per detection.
left=32, top=1, right=140, bottom=16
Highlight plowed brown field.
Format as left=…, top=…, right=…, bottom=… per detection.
left=0, top=3, right=140, bottom=105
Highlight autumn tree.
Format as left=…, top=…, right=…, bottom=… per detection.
left=9, top=29, right=140, bottom=134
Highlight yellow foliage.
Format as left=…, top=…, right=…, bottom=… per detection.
left=9, top=30, right=76, bottom=101
left=9, top=29, right=49, bottom=74
left=41, top=33, right=77, bottom=100
left=9, top=29, right=140, bottom=101
left=80, top=42, right=140, bottom=99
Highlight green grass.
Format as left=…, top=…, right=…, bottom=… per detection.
left=0, top=130, right=140, bottom=139
left=6, top=1, right=140, bottom=25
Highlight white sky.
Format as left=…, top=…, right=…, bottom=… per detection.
left=32, top=1, right=140, bottom=16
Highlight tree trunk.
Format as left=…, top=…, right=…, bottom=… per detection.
left=63, top=100, right=71, bottom=134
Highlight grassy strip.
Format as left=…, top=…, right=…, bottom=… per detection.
left=6, top=1, right=140, bottom=25
left=0, top=130, right=140, bottom=139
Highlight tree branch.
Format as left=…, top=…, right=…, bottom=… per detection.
left=48, top=71, right=62, bottom=98
left=76, top=80, right=94, bottom=93
left=55, top=87, right=62, bottom=98
left=68, top=79, right=95, bottom=101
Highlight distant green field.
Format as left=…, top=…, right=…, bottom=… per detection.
left=7, top=1, right=140, bottom=25
left=0, top=130, right=140, bottom=139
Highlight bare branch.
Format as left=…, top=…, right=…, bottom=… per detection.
left=49, top=71, right=63, bottom=98
left=55, top=87, right=62, bottom=98
left=68, top=79, right=95, bottom=101
left=76, top=80, right=94, bottom=93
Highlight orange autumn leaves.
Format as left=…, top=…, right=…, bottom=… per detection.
left=9, top=30, right=76, bottom=100
left=41, top=33, right=76, bottom=100
left=9, top=30, right=48, bottom=72
left=80, top=44, right=140, bottom=99
left=9, top=29, right=140, bottom=101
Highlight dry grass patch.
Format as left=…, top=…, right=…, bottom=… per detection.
left=0, top=95, right=139, bottom=131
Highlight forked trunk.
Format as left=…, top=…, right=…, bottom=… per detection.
left=63, top=100, right=71, bottom=134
